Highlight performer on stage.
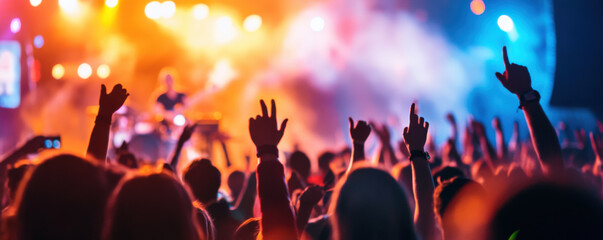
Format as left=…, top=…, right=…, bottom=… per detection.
left=155, top=71, right=187, bottom=124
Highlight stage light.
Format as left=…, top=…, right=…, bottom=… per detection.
left=470, top=0, right=485, bottom=15
left=173, top=114, right=186, bottom=126
left=161, top=1, right=176, bottom=19
left=192, top=4, right=209, bottom=20
left=105, top=0, right=118, bottom=8
left=33, top=35, right=44, bottom=49
left=10, top=18, right=21, bottom=34
left=30, top=0, right=42, bottom=7
left=52, top=64, right=65, bottom=80
left=497, top=15, right=514, bottom=32
left=78, top=63, right=92, bottom=79
left=214, top=16, right=237, bottom=43
left=145, top=1, right=162, bottom=20
left=97, top=64, right=111, bottom=79
left=59, top=0, right=79, bottom=14
left=243, top=15, right=262, bottom=32
left=310, top=17, right=325, bottom=32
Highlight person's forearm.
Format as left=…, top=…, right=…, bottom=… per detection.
left=411, top=156, right=441, bottom=240
left=170, top=141, right=184, bottom=169
left=296, top=203, right=314, bottom=237
left=87, top=113, right=112, bottom=162
left=521, top=101, right=563, bottom=173
left=494, top=128, right=508, bottom=162
left=257, top=154, right=298, bottom=240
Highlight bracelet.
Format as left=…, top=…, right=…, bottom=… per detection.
left=95, top=115, right=112, bottom=125
left=409, top=150, right=430, bottom=161
left=256, top=145, right=278, bottom=157
left=518, top=90, right=540, bottom=110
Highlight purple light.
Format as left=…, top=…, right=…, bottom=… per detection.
left=34, top=35, right=44, bottom=48
left=10, top=18, right=21, bottom=34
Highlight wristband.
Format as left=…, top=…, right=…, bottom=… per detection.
left=518, top=90, right=540, bottom=109
left=409, top=150, right=430, bottom=161
left=256, top=145, right=278, bottom=157
left=95, top=115, right=112, bottom=125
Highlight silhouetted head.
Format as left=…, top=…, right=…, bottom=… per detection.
left=489, top=182, right=603, bottom=240
left=183, top=159, right=221, bottom=204
left=14, top=154, right=110, bottom=240
left=233, top=218, right=260, bottom=240
left=103, top=172, right=203, bottom=240
left=331, top=166, right=417, bottom=240
left=6, top=163, right=32, bottom=202
left=227, top=170, right=245, bottom=201
left=117, top=153, right=138, bottom=169
left=433, top=166, right=466, bottom=187
left=318, top=151, right=336, bottom=173
left=288, top=151, right=311, bottom=180
left=434, top=177, right=487, bottom=240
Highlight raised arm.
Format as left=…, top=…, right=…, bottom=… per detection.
left=87, top=84, right=129, bottom=162
left=346, top=118, right=371, bottom=173
left=404, top=103, right=441, bottom=240
left=495, top=46, right=563, bottom=173
left=170, top=124, right=197, bottom=170
left=371, top=122, right=399, bottom=169
left=589, top=133, right=603, bottom=176
left=233, top=172, right=257, bottom=220
left=249, top=99, right=297, bottom=240
left=492, top=117, right=509, bottom=162
left=295, top=185, right=325, bottom=237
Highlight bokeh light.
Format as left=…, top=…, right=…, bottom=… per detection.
left=105, top=0, right=118, bottom=8
left=34, top=35, right=44, bottom=49
left=497, top=15, right=515, bottom=32
left=10, top=18, right=21, bottom=34
left=214, top=16, right=237, bottom=43
left=97, top=64, right=111, bottom=79
left=30, top=0, right=42, bottom=7
left=173, top=114, right=186, bottom=126
left=77, top=63, right=93, bottom=79
left=145, top=1, right=162, bottom=20
left=192, top=4, right=209, bottom=20
left=470, top=0, right=485, bottom=15
left=161, top=1, right=176, bottom=19
left=243, top=15, right=262, bottom=32
left=58, top=0, right=79, bottom=14
left=310, top=17, right=325, bottom=32
left=51, top=64, right=65, bottom=80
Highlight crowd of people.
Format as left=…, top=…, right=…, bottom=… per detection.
left=1, top=46, right=602, bottom=240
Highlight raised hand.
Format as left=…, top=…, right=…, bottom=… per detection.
left=249, top=99, right=288, bottom=148
left=495, top=46, right=533, bottom=94
left=21, top=136, right=47, bottom=154
left=370, top=122, right=391, bottom=144
left=349, top=118, right=371, bottom=144
left=590, top=132, right=603, bottom=160
left=98, top=84, right=129, bottom=116
left=299, top=185, right=325, bottom=206
left=403, top=103, right=429, bottom=151
left=178, top=124, right=198, bottom=144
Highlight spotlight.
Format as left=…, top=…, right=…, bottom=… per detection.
left=192, top=4, right=209, bottom=20
left=52, top=64, right=65, bottom=80
left=497, top=15, right=514, bottom=32
left=105, top=0, right=118, bottom=8
left=59, top=0, right=79, bottom=14
left=470, top=0, right=485, bottom=15
left=145, top=1, right=162, bottom=20
left=97, top=64, right=111, bottom=79
left=310, top=17, right=325, bottom=32
left=10, top=18, right=21, bottom=34
left=173, top=114, right=186, bottom=126
left=214, top=16, right=237, bottom=43
left=243, top=15, right=262, bottom=32
left=161, top=1, right=176, bottom=19
left=33, top=35, right=44, bottom=49
left=78, top=63, right=92, bottom=79
left=30, top=0, right=42, bottom=7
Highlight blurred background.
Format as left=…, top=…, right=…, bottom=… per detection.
left=0, top=0, right=602, bottom=170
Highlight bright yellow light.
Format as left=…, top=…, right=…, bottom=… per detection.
left=105, top=0, right=118, bottom=8
left=59, top=0, right=79, bottom=14
left=30, top=0, right=42, bottom=7
left=51, top=64, right=65, bottom=80
left=161, top=1, right=176, bottom=19
left=145, top=1, right=162, bottom=20
left=214, top=16, right=237, bottom=44
left=192, top=4, right=209, bottom=20
left=77, top=63, right=92, bottom=79
left=243, top=15, right=262, bottom=32
left=97, top=64, right=111, bottom=79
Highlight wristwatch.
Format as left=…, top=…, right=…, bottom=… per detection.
left=518, top=90, right=540, bottom=109
left=409, top=150, right=430, bottom=161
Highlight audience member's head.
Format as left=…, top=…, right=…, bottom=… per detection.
left=433, top=166, right=466, bottom=187
left=103, top=172, right=203, bottom=240
left=227, top=170, right=245, bottom=202
left=183, top=159, right=221, bottom=204
left=331, top=165, right=417, bottom=240
left=434, top=177, right=487, bottom=240
left=233, top=218, right=260, bottom=240
left=117, top=153, right=138, bottom=169
left=288, top=151, right=311, bottom=181
left=318, top=151, right=336, bottom=173
left=14, top=154, right=110, bottom=240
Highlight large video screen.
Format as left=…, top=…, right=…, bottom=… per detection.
left=0, top=41, right=20, bottom=109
